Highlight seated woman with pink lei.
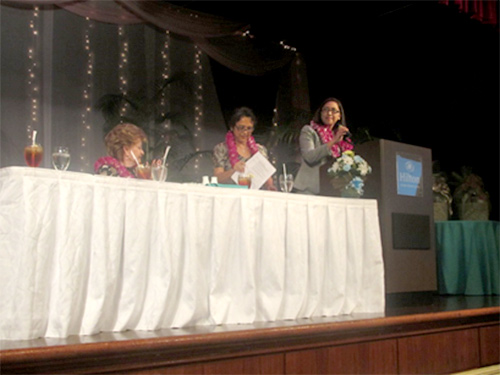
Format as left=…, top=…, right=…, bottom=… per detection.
left=212, top=107, right=276, bottom=190
left=94, top=123, right=147, bottom=178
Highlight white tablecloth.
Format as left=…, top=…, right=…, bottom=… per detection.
left=0, top=167, right=385, bottom=340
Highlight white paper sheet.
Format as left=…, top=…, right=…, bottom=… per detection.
left=231, top=152, right=277, bottom=190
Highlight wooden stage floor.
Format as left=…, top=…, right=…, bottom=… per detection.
left=1, top=294, right=499, bottom=374
left=2, top=294, right=498, bottom=351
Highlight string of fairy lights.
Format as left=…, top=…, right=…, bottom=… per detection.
left=160, top=30, right=171, bottom=121
left=26, top=6, right=40, bottom=142
left=79, top=17, right=94, bottom=171
left=192, top=44, right=204, bottom=171
left=23, top=10, right=296, bottom=174
left=118, top=25, right=129, bottom=119
left=193, top=44, right=203, bottom=151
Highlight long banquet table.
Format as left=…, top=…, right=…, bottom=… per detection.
left=0, top=167, right=385, bottom=340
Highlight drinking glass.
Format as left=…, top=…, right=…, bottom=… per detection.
left=238, top=174, right=252, bottom=188
left=279, top=174, right=294, bottom=193
left=136, top=164, right=152, bottom=180
left=151, top=165, right=167, bottom=182
left=24, top=143, right=43, bottom=167
left=52, top=146, right=70, bottom=171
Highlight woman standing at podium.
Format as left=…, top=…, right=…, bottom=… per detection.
left=294, top=97, right=353, bottom=195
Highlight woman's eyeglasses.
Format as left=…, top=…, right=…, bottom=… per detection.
left=321, top=108, right=340, bottom=114
left=234, top=125, right=254, bottom=133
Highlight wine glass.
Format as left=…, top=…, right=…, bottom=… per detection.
left=152, top=165, right=167, bottom=182
left=52, top=146, right=71, bottom=171
left=24, top=143, right=43, bottom=167
left=279, top=174, right=294, bottom=193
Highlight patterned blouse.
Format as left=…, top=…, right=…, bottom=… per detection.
left=94, top=156, right=136, bottom=178
left=212, top=142, right=269, bottom=171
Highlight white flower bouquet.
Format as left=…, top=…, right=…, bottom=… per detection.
left=327, top=150, right=372, bottom=197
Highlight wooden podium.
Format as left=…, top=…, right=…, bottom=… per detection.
left=321, top=139, right=437, bottom=294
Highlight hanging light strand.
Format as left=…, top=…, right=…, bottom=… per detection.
left=192, top=45, right=204, bottom=171
left=279, top=40, right=297, bottom=52
left=79, top=17, right=94, bottom=171
left=193, top=46, right=203, bottom=148
left=160, top=30, right=171, bottom=120
left=27, top=5, right=41, bottom=140
left=118, top=26, right=129, bottom=119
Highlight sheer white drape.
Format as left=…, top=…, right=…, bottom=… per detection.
left=0, top=5, right=226, bottom=177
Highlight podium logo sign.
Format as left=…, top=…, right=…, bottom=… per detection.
left=396, top=154, right=423, bottom=197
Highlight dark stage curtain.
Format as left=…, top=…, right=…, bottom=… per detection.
left=439, top=0, right=499, bottom=28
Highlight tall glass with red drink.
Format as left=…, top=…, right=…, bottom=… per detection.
left=135, top=164, right=152, bottom=180
left=24, top=144, right=43, bottom=167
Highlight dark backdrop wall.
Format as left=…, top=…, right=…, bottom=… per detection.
left=206, top=1, right=499, bottom=220
left=1, top=1, right=497, bottom=219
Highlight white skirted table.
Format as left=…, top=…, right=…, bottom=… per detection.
left=0, top=167, right=385, bottom=340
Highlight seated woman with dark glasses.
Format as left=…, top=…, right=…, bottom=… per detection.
left=212, top=107, right=276, bottom=190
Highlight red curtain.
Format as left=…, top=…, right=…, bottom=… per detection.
left=439, top=0, right=499, bottom=28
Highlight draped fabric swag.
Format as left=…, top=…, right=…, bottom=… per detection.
left=0, top=4, right=225, bottom=176
left=1, top=0, right=307, bottom=178
left=6, top=0, right=296, bottom=75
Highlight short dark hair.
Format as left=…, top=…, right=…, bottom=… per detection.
left=229, top=107, right=257, bottom=129
left=312, top=97, right=346, bottom=126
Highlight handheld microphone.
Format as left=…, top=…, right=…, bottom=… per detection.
left=334, top=120, right=352, bottom=140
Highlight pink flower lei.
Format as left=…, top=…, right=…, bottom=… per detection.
left=225, top=130, right=259, bottom=167
left=311, top=121, right=353, bottom=158
left=94, top=156, right=136, bottom=178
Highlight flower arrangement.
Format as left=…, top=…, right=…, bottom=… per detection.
left=327, top=150, right=372, bottom=197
